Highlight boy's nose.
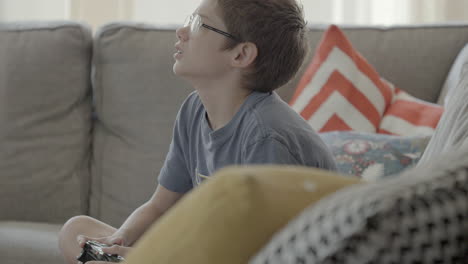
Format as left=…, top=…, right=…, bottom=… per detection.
left=176, top=26, right=190, bottom=42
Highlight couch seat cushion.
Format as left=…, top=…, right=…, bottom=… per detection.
left=0, top=221, right=63, bottom=264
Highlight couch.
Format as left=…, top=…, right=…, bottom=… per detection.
left=1, top=21, right=468, bottom=264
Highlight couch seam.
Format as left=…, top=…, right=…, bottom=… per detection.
left=92, top=28, right=104, bottom=221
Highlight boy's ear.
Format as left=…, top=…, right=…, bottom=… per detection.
left=230, top=42, right=258, bottom=69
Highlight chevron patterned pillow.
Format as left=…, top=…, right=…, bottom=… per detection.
left=290, top=25, right=393, bottom=133
left=378, top=86, right=444, bottom=136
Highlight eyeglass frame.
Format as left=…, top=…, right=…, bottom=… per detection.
left=184, top=13, right=239, bottom=42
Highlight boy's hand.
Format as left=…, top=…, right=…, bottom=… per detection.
left=77, top=234, right=126, bottom=248
left=82, top=244, right=131, bottom=264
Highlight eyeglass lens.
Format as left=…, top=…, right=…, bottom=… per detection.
left=184, top=14, right=201, bottom=34
left=191, top=15, right=200, bottom=34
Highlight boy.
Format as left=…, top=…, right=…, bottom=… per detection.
left=58, top=0, right=336, bottom=263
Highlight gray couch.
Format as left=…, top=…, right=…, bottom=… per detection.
left=1, top=21, right=468, bottom=264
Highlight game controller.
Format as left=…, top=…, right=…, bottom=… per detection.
left=76, top=240, right=125, bottom=263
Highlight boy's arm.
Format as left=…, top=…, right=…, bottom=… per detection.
left=107, top=93, right=196, bottom=246
left=113, top=184, right=184, bottom=246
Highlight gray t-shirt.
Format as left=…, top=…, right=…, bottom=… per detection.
left=158, top=91, right=337, bottom=193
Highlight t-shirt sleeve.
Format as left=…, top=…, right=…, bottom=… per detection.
left=157, top=98, right=194, bottom=193
left=157, top=137, right=192, bottom=193
left=242, top=136, right=301, bottom=165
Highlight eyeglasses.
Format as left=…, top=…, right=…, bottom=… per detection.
left=184, top=14, right=238, bottom=41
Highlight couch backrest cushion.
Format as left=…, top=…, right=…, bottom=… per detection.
left=0, top=22, right=92, bottom=223
left=90, top=23, right=192, bottom=226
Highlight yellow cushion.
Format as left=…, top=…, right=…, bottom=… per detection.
left=126, top=166, right=361, bottom=264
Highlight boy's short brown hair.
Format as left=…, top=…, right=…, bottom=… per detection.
left=217, top=0, right=308, bottom=93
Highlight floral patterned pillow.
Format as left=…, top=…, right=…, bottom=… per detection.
left=320, top=131, right=431, bottom=180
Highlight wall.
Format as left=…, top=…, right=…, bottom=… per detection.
left=0, top=0, right=68, bottom=21
left=1, top=0, right=468, bottom=30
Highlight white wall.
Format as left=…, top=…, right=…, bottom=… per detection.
left=69, top=0, right=132, bottom=29
left=444, top=0, right=468, bottom=22
left=1, top=0, right=468, bottom=28
left=302, top=0, right=334, bottom=24
left=409, top=0, right=468, bottom=24
left=0, top=0, right=68, bottom=21
left=132, top=0, right=197, bottom=25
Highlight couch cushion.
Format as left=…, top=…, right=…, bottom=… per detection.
left=0, top=22, right=92, bottom=222
left=0, top=221, right=63, bottom=264
left=90, top=23, right=192, bottom=226
left=125, top=166, right=360, bottom=264
left=250, top=147, right=468, bottom=264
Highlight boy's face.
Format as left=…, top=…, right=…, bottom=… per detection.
left=173, top=0, right=233, bottom=81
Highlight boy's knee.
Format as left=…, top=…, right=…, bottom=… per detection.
left=59, top=215, right=94, bottom=240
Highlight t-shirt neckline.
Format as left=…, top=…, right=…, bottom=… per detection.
left=201, top=91, right=271, bottom=144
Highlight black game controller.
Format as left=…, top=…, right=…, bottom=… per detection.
left=76, top=240, right=125, bottom=263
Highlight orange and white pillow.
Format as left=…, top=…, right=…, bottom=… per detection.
left=378, top=86, right=444, bottom=136
left=289, top=25, right=393, bottom=133
left=290, top=25, right=444, bottom=137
